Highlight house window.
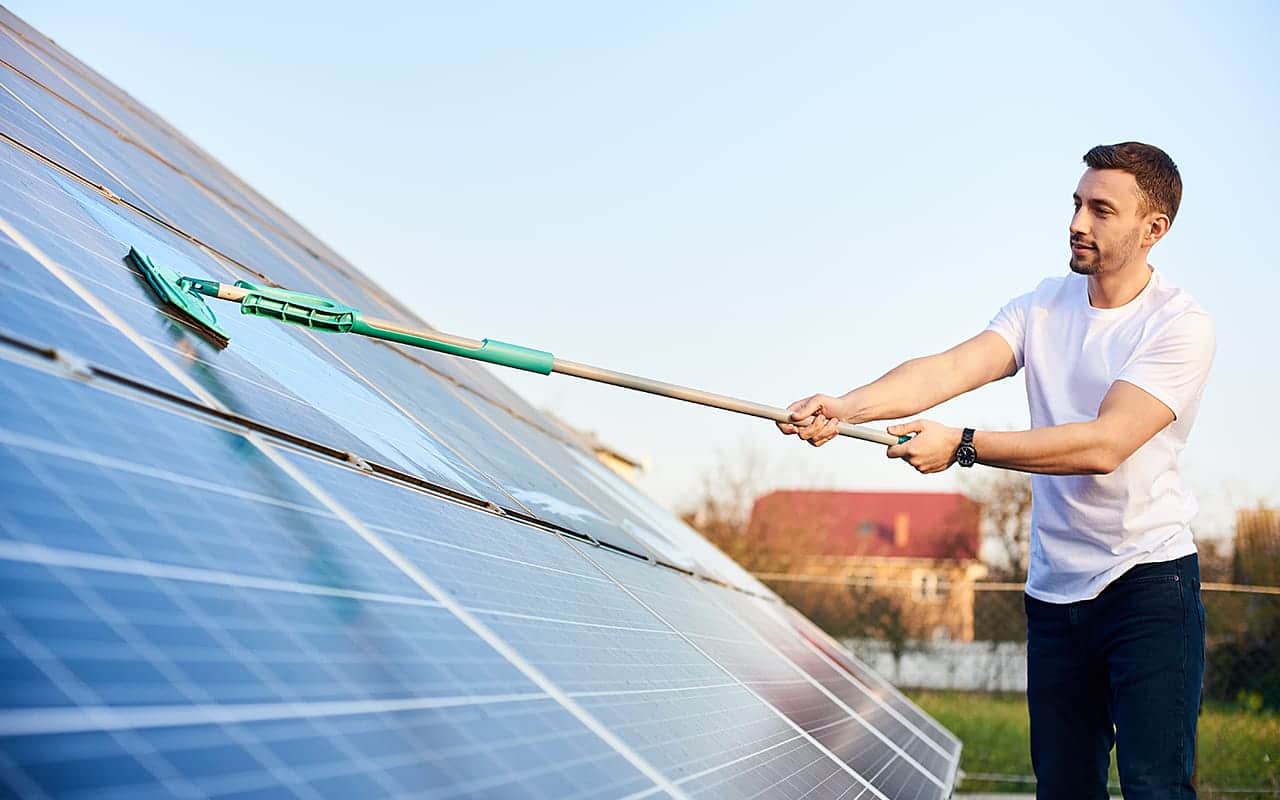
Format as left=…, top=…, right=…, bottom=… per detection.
left=912, top=569, right=942, bottom=602
left=849, top=569, right=877, bottom=594
left=856, top=520, right=876, bottom=537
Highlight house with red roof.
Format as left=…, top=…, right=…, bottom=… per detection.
left=748, top=490, right=989, bottom=642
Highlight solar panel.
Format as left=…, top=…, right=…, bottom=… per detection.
left=0, top=8, right=961, bottom=798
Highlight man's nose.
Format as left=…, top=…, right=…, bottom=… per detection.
left=1070, top=207, right=1089, bottom=237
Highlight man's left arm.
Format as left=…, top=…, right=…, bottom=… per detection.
left=885, top=381, right=1173, bottom=475
left=886, top=310, right=1215, bottom=476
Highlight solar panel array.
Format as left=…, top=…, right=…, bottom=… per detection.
left=0, top=9, right=961, bottom=799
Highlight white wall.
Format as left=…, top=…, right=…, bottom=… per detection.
left=842, top=638, right=1028, bottom=693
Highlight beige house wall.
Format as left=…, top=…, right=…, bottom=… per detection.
left=793, top=555, right=989, bottom=642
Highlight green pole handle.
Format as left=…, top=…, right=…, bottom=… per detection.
left=351, top=319, right=555, bottom=375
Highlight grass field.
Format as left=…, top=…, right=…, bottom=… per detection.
left=905, top=690, right=1280, bottom=798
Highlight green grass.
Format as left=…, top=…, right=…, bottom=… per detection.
left=905, top=690, right=1280, bottom=798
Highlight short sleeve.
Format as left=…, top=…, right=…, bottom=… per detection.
left=985, top=290, right=1033, bottom=371
left=1116, top=310, right=1216, bottom=420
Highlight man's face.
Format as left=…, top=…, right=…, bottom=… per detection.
left=1069, top=168, right=1146, bottom=275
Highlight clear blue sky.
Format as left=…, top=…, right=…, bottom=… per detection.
left=12, top=1, right=1278, bottom=538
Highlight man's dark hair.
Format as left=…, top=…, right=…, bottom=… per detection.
left=1083, top=142, right=1182, bottom=223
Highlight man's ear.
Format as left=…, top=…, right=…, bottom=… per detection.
left=1144, top=213, right=1171, bottom=247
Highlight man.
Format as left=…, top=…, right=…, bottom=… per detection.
left=778, top=142, right=1214, bottom=799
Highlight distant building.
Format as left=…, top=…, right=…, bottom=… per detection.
left=748, top=490, right=988, bottom=642
left=542, top=411, right=647, bottom=483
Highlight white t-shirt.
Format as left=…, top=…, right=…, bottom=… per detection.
left=985, top=267, right=1215, bottom=603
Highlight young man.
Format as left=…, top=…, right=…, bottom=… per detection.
left=778, top=142, right=1214, bottom=799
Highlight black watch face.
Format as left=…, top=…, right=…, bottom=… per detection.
left=957, top=444, right=977, bottom=466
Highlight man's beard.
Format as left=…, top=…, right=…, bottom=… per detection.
left=1069, top=230, right=1140, bottom=275
left=1069, top=249, right=1101, bottom=275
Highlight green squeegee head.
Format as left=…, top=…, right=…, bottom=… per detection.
left=235, top=282, right=359, bottom=332
left=127, top=247, right=230, bottom=347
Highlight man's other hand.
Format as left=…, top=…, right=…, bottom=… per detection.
left=778, top=394, right=848, bottom=447
left=886, top=420, right=963, bottom=473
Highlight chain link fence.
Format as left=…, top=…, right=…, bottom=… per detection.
left=758, top=573, right=1280, bottom=798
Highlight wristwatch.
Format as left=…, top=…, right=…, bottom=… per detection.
left=955, top=428, right=977, bottom=468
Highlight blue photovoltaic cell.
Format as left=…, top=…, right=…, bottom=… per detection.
left=0, top=353, right=871, bottom=800
left=575, top=546, right=949, bottom=800
left=273, top=446, right=873, bottom=799
left=785, top=608, right=961, bottom=762
left=556, top=443, right=770, bottom=591
left=273, top=445, right=747, bottom=688
left=0, top=10, right=961, bottom=798
left=281, top=327, right=674, bottom=560
left=724, top=591, right=957, bottom=784
left=0, top=74, right=150, bottom=213
left=0, top=227, right=197, bottom=399
left=460, top=399, right=713, bottom=567
left=1, top=693, right=655, bottom=800
left=0, top=357, right=656, bottom=798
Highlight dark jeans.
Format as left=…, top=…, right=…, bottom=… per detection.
left=1025, top=553, right=1205, bottom=800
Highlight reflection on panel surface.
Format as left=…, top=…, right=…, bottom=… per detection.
left=576, top=547, right=952, bottom=800
left=785, top=608, right=961, bottom=762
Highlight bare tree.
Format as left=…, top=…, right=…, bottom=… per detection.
left=679, top=443, right=829, bottom=572
left=962, top=470, right=1033, bottom=581
left=680, top=444, right=769, bottom=567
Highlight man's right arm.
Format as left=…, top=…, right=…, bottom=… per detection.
left=845, top=331, right=1019, bottom=421
left=778, top=331, right=1018, bottom=445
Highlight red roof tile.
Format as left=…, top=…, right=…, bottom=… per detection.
left=747, top=490, right=981, bottom=560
